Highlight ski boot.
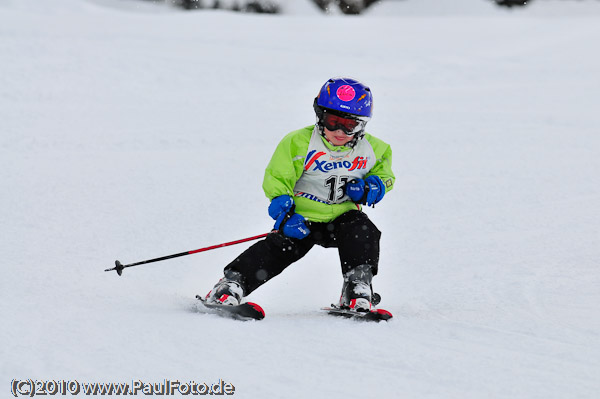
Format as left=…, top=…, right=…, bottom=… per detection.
left=204, top=270, right=245, bottom=306
left=339, top=264, right=374, bottom=312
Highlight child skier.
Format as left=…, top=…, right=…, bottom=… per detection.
left=204, top=77, right=394, bottom=312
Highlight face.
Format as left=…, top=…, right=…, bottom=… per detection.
left=323, top=127, right=354, bottom=146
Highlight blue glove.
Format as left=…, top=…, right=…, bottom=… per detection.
left=274, top=212, right=310, bottom=239
left=268, top=195, right=294, bottom=220
left=345, top=179, right=366, bottom=203
left=346, top=176, right=385, bottom=206
left=364, top=175, right=385, bottom=205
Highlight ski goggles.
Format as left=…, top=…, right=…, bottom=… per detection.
left=322, top=112, right=368, bottom=136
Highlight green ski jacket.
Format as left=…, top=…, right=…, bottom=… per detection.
left=262, top=126, right=394, bottom=223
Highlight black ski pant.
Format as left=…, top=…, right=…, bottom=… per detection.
left=224, top=210, right=381, bottom=295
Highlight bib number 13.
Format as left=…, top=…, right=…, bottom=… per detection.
left=325, top=175, right=350, bottom=202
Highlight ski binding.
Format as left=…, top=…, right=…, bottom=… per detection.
left=196, top=295, right=265, bottom=321
left=322, top=305, right=393, bottom=322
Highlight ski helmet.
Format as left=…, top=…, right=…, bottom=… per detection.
left=314, top=77, right=373, bottom=146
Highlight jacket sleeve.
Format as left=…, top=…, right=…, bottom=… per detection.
left=262, top=128, right=311, bottom=201
left=364, top=134, right=395, bottom=193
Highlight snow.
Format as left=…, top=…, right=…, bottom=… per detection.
left=1, top=0, right=600, bottom=398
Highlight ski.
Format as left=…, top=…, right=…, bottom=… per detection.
left=195, top=295, right=265, bottom=321
left=196, top=296, right=391, bottom=322
left=321, top=305, right=393, bottom=322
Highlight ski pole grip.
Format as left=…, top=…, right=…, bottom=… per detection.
left=276, top=204, right=296, bottom=235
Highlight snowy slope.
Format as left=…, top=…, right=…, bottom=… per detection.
left=1, top=1, right=600, bottom=398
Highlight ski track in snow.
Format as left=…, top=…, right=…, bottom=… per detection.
left=1, top=1, right=599, bottom=398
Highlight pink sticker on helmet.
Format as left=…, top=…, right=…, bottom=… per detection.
left=336, top=85, right=356, bottom=102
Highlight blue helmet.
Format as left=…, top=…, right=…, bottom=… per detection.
left=313, top=77, right=373, bottom=146
left=314, top=77, right=373, bottom=120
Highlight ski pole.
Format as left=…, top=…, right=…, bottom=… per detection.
left=105, top=232, right=271, bottom=276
